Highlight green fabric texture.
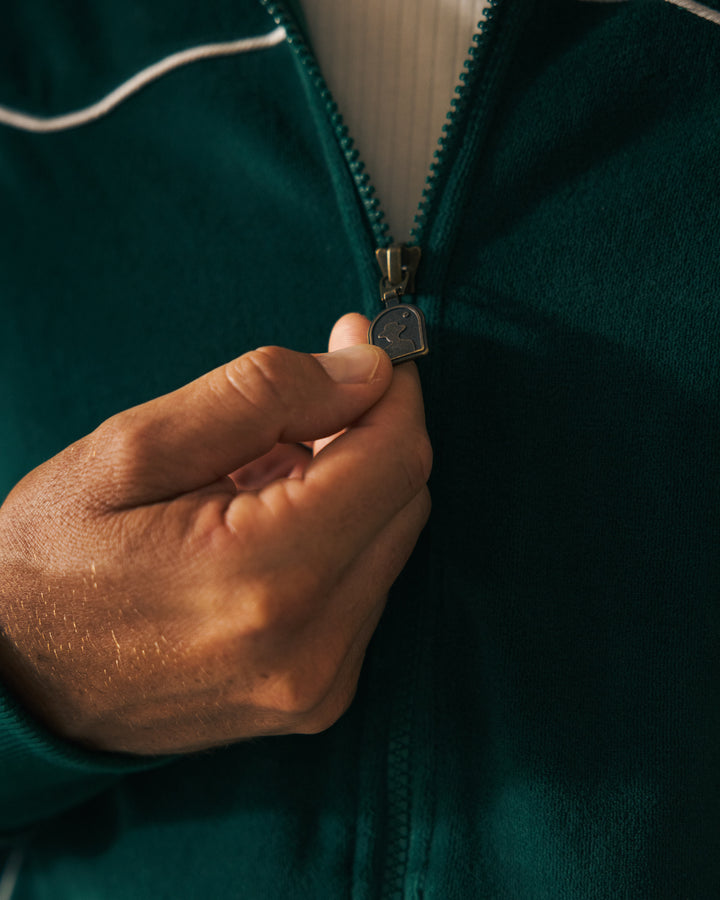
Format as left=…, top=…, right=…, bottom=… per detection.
left=1, top=0, right=719, bottom=896
left=0, top=687, right=168, bottom=836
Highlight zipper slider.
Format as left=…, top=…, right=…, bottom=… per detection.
left=377, top=243, right=421, bottom=304
left=368, top=243, right=429, bottom=364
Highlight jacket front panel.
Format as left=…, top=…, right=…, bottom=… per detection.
left=1, top=1, right=719, bottom=897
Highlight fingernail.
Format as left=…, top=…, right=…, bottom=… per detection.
left=317, top=345, right=382, bottom=384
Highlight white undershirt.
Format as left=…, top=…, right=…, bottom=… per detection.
left=300, top=0, right=491, bottom=241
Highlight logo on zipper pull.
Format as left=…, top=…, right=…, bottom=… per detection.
left=369, top=244, right=428, bottom=364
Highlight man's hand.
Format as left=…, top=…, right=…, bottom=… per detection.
left=0, top=314, right=431, bottom=755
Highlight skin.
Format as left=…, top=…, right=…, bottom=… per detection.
left=0, top=314, right=431, bottom=755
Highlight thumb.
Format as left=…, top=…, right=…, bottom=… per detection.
left=95, top=342, right=392, bottom=504
left=312, top=313, right=376, bottom=456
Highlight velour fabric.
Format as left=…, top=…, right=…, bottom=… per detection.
left=1, top=1, right=719, bottom=897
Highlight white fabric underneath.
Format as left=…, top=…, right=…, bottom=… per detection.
left=301, top=0, right=491, bottom=242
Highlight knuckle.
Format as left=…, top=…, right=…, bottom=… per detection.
left=232, top=581, right=284, bottom=637
left=234, top=566, right=325, bottom=637
left=93, top=413, right=160, bottom=496
left=279, top=669, right=336, bottom=721
left=97, top=410, right=143, bottom=460
left=222, top=346, right=292, bottom=415
left=260, top=646, right=352, bottom=725
left=399, top=430, right=433, bottom=494
left=299, top=713, right=338, bottom=735
left=298, top=683, right=358, bottom=735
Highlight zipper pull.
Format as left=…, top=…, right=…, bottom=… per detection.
left=368, top=243, right=429, bottom=364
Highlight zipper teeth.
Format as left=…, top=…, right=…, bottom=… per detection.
left=410, top=0, right=501, bottom=246
left=260, top=1, right=390, bottom=248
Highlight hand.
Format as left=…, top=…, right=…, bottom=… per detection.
left=0, top=315, right=431, bottom=754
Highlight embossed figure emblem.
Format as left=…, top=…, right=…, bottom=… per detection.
left=369, top=305, right=428, bottom=363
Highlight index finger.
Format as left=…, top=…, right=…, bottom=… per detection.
left=224, top=342, right=431, bottom=582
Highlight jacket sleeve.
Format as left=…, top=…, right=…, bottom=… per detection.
left=0, top=682, right=165, bottom=837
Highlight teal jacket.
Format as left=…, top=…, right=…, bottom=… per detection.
left=1, top=1, right=720, bottom=896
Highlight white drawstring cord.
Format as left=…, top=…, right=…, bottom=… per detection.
left=0, top=849, right=24, bottom=900
left=0, top=25, right=286, bottom=133
left=665, top=0, right=720, bottom=24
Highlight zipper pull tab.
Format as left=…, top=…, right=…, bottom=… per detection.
left=369, top=243, right=429, bottom=364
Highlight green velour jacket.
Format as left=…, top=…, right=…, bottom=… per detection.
left=1, top=0, right=720, bottom=897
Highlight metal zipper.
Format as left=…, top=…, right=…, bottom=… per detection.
left=259, top=0, right=501, bottom=370
left=259, top=1, right=390, bottom=249
left=411, top=0, right=502, bottom=248
left=257, top=2, right=502, bottom=895
left=258, top=0, right=500, bottom=251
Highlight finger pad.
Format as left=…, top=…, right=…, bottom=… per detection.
left=328, top=313, right=371, bottom=352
